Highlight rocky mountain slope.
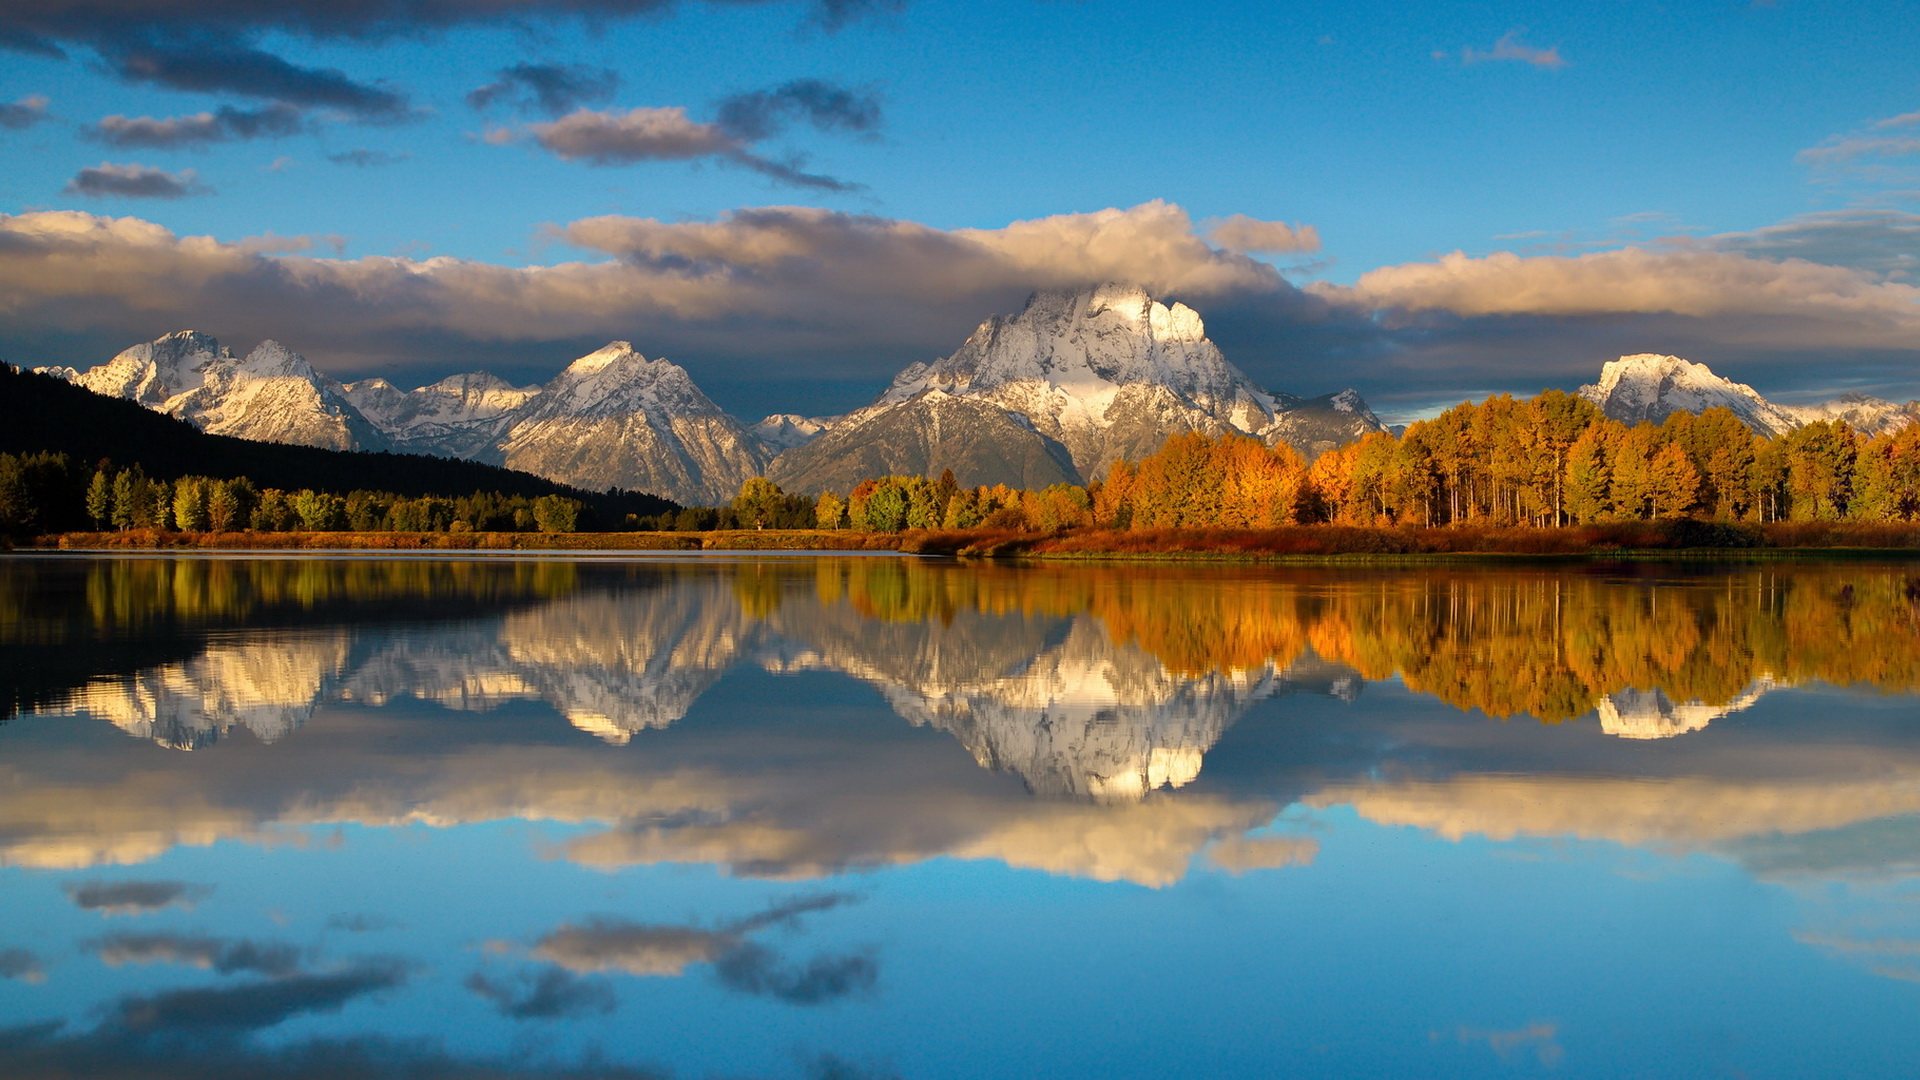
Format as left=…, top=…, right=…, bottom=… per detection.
left=1578, top=354, right=1919, bottom=437
left=42, top=330, right=387, bottom=452
left=43, top=289, right=1389, bottom=502
left=343, top=372, right=540, bottom=459
left=498, top=342, right=770, bottom=505
left=770, top=284, right=1384, bottom=492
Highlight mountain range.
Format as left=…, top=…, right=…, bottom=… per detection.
left=36, top=284, right=1383, bottom=505
left=35, top=291, right=1916, bottom=506
left=1578, top=353, right=1920, bottom=437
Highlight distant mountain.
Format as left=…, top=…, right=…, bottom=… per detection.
left=749, top=414, right=832, bottom=451
left=44, top=330, right=387, bottom=452
left=770, top=284, right=1384, bottom=492
left=498, top=342, right=770, bottom=505
left=41, top=289, right=1387, bottom=503
left=1781, top=392, right=1920, bottom=437
left=342, top=372, right=539, bottom=459
left=0, top=364, right=675, bottom=521
left=1578, top=353, right=1919, bottom=437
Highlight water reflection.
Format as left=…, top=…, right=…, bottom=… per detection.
left=6, top=555, right=1920, bottom=1077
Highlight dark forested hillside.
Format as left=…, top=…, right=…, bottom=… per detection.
left=0, top=365, right=677, bottom=519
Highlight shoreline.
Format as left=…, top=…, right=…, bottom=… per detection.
left=15, top=523, right=1920, bottom=562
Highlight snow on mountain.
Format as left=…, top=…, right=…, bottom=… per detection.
left=1577, top=353, right=1920, bottom=438
left=750, top=413, right=834, bottom=450
left=41, top=330, right=387, bottom=452
left=1781, top=393, right=1920, bottom=437
left=343, top=372, right=540, bottom=460
left=1578, top=354, right=1803, bottom=437
left=498, top=341, right=770, bottom=505
left=771, top=283, right=1383, bottom=491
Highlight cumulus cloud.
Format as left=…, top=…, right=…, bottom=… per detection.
left=528, top=106, right=739, bottom=164
left=468, top=63, right=620, bottom=118
left=62, top=162, right=211, bottom=199
left=1455, top=29, right=1566, bottom=68
left=88, top=103, right=308, bottom=148
left=0, top=94, right=49, bottom=129
left=1314, top=246, right=1920, bottom=334
left=107, top=37, right=409, bottom=119
left=714, top=78, right=883, bottom=141
left=1675, top=209, right=1920, bottom=278
left=0, top=202, right=1287, bottom=404
left=0, top=1, right=890, bottom=119
left=1204, top=214, right=1321, bottom=254
left=63, top=879, right=209, bottom=914
left=518, top=94, right=871, bottom=191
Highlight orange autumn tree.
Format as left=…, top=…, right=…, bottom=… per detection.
left=1110, top=431, right=1310, bottom=528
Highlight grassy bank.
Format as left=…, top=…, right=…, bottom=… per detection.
left=23, top=520, right=1920, bottom=558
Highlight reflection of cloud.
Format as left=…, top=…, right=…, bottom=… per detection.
left=534, top=919, right=729, bottom=977
left=529, top=894, right=874, bottom=1005
left=1447, top=1022, right=1564, bottom=1067
left=325, top=914, right=397, bottom=933
left=107, top=962, right=405, bottom=1033
left=712, top=943, right=877, bottom=1005
left=93, top=934, right=302, bottom=976
left=64, top=880, right=209, bottom=915
left=1312, top=772, right=1920, bottom=850
left=1204, top=836, right=1318, bottom=874
left=465, top=965, right=616, bottom=1020
left=0, top=948, right=44, bottom=983
left=0, top=1024, right=674, bottom=1080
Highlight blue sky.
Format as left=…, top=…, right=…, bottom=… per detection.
left=1, top=0, right=1917, bottom=420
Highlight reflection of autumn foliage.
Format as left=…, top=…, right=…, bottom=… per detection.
left=0, top=558, right=581, bottom=645
left=828, top=561, right=1920, bottom=719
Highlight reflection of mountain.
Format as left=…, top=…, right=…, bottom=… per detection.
left=70, top=632, right=351, bottom=750
left=9, top=558, right=1920, bottom=895
left=1595, top=677, right=1780, bottom=740
left=55, top=570, right=1345, bottom=798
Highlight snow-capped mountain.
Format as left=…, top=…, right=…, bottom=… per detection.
left=750, top=413, right=833, bottom=451
left=769, top=284, right=1383, bottom=492
left=41, top=331, right=387, bottom=452
left=45, top=290, right=1389, bottom=503
left=1578, top=354, right=1802, bottom=436
left=1781, top=393, right=1920, bottom=438
left=1577, top=353, right=1919, bottom=438
left=499, top=342, right=770, bottom=505
left=342, top=372, right=540, bottom=459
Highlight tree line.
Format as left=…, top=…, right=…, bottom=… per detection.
left=695, top=391, right=1920, bottom=533
left=0, top=453, right=587, bottom=538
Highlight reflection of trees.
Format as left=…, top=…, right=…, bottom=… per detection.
left=827, top=562, right=1920, bottom=722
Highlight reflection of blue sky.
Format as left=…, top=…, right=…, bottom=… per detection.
left=9, top=566, right=1920, bottom=1077
left=5, top=680, right=1920, bottom=1077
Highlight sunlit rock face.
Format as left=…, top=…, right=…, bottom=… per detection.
left=498, top=342, right=772, bottom=505
left=770, top=283, right=1383, bottom=491
left=45, top=331, right=388, bottom=451
left=1595, top=677, right=1780, bottom=740
left=1578, top=353, right=1917, bottom=438
left=341, top=372, right=540, bottom=460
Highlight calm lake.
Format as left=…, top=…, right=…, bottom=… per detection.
left=4, top=554, right=1920, bottom=1079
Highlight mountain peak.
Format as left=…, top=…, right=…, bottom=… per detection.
left=1579, top=353, right=1801, bottom=436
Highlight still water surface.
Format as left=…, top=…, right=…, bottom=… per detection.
left=3, top=554, right=1920, bottom=1078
